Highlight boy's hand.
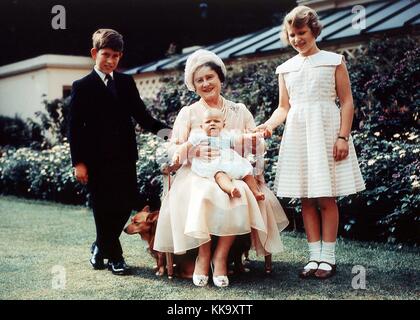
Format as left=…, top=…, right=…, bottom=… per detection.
left=254, top=124, right=273, bottom=138
left=74, top=163, right=88, bottom=184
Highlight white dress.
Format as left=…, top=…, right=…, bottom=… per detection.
left=274, top=50, right=365, bottom=198
left=189, top=130, right=253, bottom=180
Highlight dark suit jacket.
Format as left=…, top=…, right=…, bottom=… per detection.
left=68, top=70, right=168, bottom=207
left=69, top=70, right=167, bottom=167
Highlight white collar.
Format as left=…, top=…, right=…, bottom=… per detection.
left=94, top=66, right=114, bottom=82
left=276, top=50, right=343, bottom=74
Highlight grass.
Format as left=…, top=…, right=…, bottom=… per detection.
left=0, top=195, right=419, bottom=300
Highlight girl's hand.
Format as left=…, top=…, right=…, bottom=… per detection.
left=333, top=139, right=349, bottom=161
left=253, top=124, right=273, bottom=138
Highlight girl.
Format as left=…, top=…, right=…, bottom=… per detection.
left=256, top=6, right=365, bottom=279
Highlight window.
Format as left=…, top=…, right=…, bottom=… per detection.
left=62, top=85, right=72, bottom=98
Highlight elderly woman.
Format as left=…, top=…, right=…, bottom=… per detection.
left=154, top=49, right=288, bottom=287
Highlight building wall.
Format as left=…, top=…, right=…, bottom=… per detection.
left=0, top=67, right=90, bottom=119
left=46, top=67, right=91, bottom=100
left=133, top=71, right=178, bottom=99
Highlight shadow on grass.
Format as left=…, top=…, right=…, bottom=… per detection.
left=128, top=259, right=419, bottom=299
left=232, top=260, right=419, bottom=298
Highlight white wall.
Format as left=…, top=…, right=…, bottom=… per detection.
left=0, top=67, right=91, bottom=119
left=0, top=54, right=93, bottom=119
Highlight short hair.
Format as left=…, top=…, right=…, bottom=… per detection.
left=280, top=6, right=323, bottom=45
left=203, top=108, right=224, bottom=121
left=92, top=29, right=124, bottom=52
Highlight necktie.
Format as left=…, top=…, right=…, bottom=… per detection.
left=105, top=74, right=117, bottom=97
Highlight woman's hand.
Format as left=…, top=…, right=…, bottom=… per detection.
left=333, top=139, right=349, bottom=161
left=191, top=142, right=220, bottom=160
left=253, top=123, right=273, bottom=138
left=171, top=153, right=181, bottom=166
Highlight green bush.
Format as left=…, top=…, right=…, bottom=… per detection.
left=134, top=133, right=167, bottom=210
left=347, top=37, right=419, bottom=133
left=144, top=78, right=197, bottom=127
left=0, top=115, right=43, bottom=149
left=0, top=148, right=32, bottom=196
left=0, top=97, right=71, bottom=151
left=34, top=96, right=71, bottom=146
left=0, top=144, right=87, bottom=204
left=341, top=130, right=419, bottom=244
left=0, top=136, right=167, bottom=208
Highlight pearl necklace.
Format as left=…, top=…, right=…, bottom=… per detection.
left=201, top=97, right=228, bottom=121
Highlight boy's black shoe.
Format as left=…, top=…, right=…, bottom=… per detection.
left=108, top=259, right=131, bottom=275
left=90, top=242, right=106, bottom=270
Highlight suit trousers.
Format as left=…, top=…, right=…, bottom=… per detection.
left=88, top=161, right=138, bottom=261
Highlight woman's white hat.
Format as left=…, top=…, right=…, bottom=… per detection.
left=184, top=49, right=227, bottom=91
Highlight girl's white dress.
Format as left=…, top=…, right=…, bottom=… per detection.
left=189, top=130, right=253, bottom=180
left=274, top=50, right=365, bottom=198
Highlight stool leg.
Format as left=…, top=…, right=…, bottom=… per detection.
left=264, top=254, right=272, bottom=274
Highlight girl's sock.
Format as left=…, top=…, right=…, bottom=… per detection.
left=304, top=240, right=321, bottom=270
left=319, top=241, right=336, bottom=271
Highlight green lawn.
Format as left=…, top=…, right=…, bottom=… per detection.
left=0, top=195, right=418, bottom=300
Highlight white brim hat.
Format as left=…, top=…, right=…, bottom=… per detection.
left=184, top=49, right=227, bottom=91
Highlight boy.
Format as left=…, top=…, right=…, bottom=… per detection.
left=69, top=29, right=169, bottom=275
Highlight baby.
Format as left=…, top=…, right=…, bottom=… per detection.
left=172, top=108, right=265, bottom=201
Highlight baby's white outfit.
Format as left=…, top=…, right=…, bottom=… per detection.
left=189, top=130, right=253, bottom=180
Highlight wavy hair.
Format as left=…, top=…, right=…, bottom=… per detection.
left=280, top=6, right=323, bottom=45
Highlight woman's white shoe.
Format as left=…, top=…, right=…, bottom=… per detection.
left=211, top=261, right=229, bottom=287
left=193, top=274, right=209, bottom=287
left=193, top=257, right=208, bottom=287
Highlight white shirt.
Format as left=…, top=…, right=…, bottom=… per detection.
left=94, top=66, right=114, bottom=85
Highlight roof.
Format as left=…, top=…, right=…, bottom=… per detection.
left=0, top=54, right=93, bottom=78
left=125, top=0, right=420, bottom=75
